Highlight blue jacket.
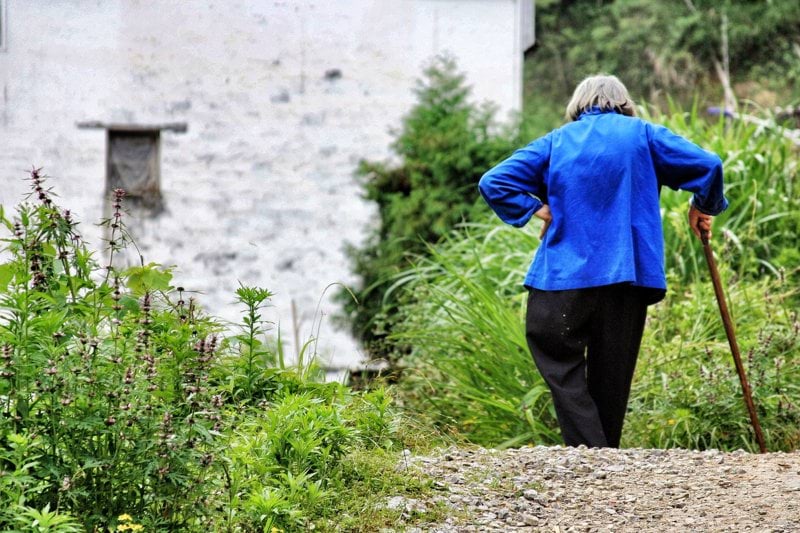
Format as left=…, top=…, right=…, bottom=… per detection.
left=478, top=109, right=728, bottom=293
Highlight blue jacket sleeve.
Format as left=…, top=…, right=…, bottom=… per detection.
left=647, top=123, right=729, bottom=215
left=478, top=134, right=551, bottom=227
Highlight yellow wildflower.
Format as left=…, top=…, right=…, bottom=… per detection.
left=118, top=514, right=133, bottom=522
left=118, top=524, right=143, bottom=532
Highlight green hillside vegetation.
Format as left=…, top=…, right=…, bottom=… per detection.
left=526, top=0, right=800, bottom=132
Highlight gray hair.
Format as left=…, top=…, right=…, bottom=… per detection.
left=565, top=74, right=636, bottom=121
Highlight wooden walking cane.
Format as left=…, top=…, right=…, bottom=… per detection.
left=700, top=229, right=767, bottom=453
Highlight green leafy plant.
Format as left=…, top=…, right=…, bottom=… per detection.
left=0, top=169, right=441, bottom=532
left=0, top=172, right=223, bottom=530
left=0, top=170, right=438, bottom=532
left=0, top=434, right=84, bottom=531
left=11, top=503, right=83, bottom=533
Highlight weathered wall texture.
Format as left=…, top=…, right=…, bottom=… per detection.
left=0, top=0, right=530, bottom=369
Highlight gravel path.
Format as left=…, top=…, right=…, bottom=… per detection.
left=391, top=445, right=800, bottom=532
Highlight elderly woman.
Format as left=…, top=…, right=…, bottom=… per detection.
left=478, top=75, right=728, bottom=448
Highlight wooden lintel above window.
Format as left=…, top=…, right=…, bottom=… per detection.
left=76, top=121, right=188, bottom=133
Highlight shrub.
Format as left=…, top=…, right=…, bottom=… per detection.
left=340, top=54, right=523, bottom=359
left=223, top=385, right=404, bottom=530
left=625, top=267, right=800, bottom=451
left=645, top=103, right=800, bottom=283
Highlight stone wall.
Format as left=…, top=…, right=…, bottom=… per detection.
left=0, top=0, right=530, bottom=369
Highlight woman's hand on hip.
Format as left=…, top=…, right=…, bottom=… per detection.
left=534, top=204, right=552, bottom=239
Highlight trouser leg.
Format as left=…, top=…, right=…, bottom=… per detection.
left=526, top=285, right=649, bottom=448
left=586, top=285, right=648, bottom=448
left=525, top=288, right=608, bottom=447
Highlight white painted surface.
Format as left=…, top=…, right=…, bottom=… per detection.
left=0, top=0, right=527, bottom=368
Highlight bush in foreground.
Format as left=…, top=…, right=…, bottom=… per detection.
left=0, top=170, right=435, bottom=531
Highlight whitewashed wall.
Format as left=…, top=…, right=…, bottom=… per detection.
left=0, top=0, right=530, bottom=369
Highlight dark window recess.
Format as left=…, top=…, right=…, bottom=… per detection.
left=107, top=129, right=164, bottom=213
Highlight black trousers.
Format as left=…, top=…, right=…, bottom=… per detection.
left=525, top=284, right=650, bottom=448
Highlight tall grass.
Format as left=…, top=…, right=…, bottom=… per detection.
left=390, top=223, right=559, bottom=448
left=391, top=109, right=800, bottom=451
left=625, top=266, right=800, bottom=451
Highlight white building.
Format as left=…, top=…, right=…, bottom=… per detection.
left=0, top=0, right=534, bottom=370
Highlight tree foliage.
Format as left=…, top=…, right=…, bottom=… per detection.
left=527, top=0, right=800, bottom=111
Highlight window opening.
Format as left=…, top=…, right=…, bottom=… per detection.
left=107, top=128, right=164, bottom=213
left=77, top=121, right=186, bottom=216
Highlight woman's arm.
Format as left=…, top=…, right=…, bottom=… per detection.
left=647, top=123, right=729, bottom=216
left=478, top=134, right=552, bottom=228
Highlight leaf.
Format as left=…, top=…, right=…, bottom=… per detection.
left=82, top=458, right=109, bottom=470
left=0, top=263, right=14, bottom=293
left=124, top=263, right=173, bottom=295
left=119, top=295, right=141, bottom=313
left=41, top=242, right=57, bottom=258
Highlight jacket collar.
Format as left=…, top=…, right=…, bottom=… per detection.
left=578, top=107, right=620, bottom=119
